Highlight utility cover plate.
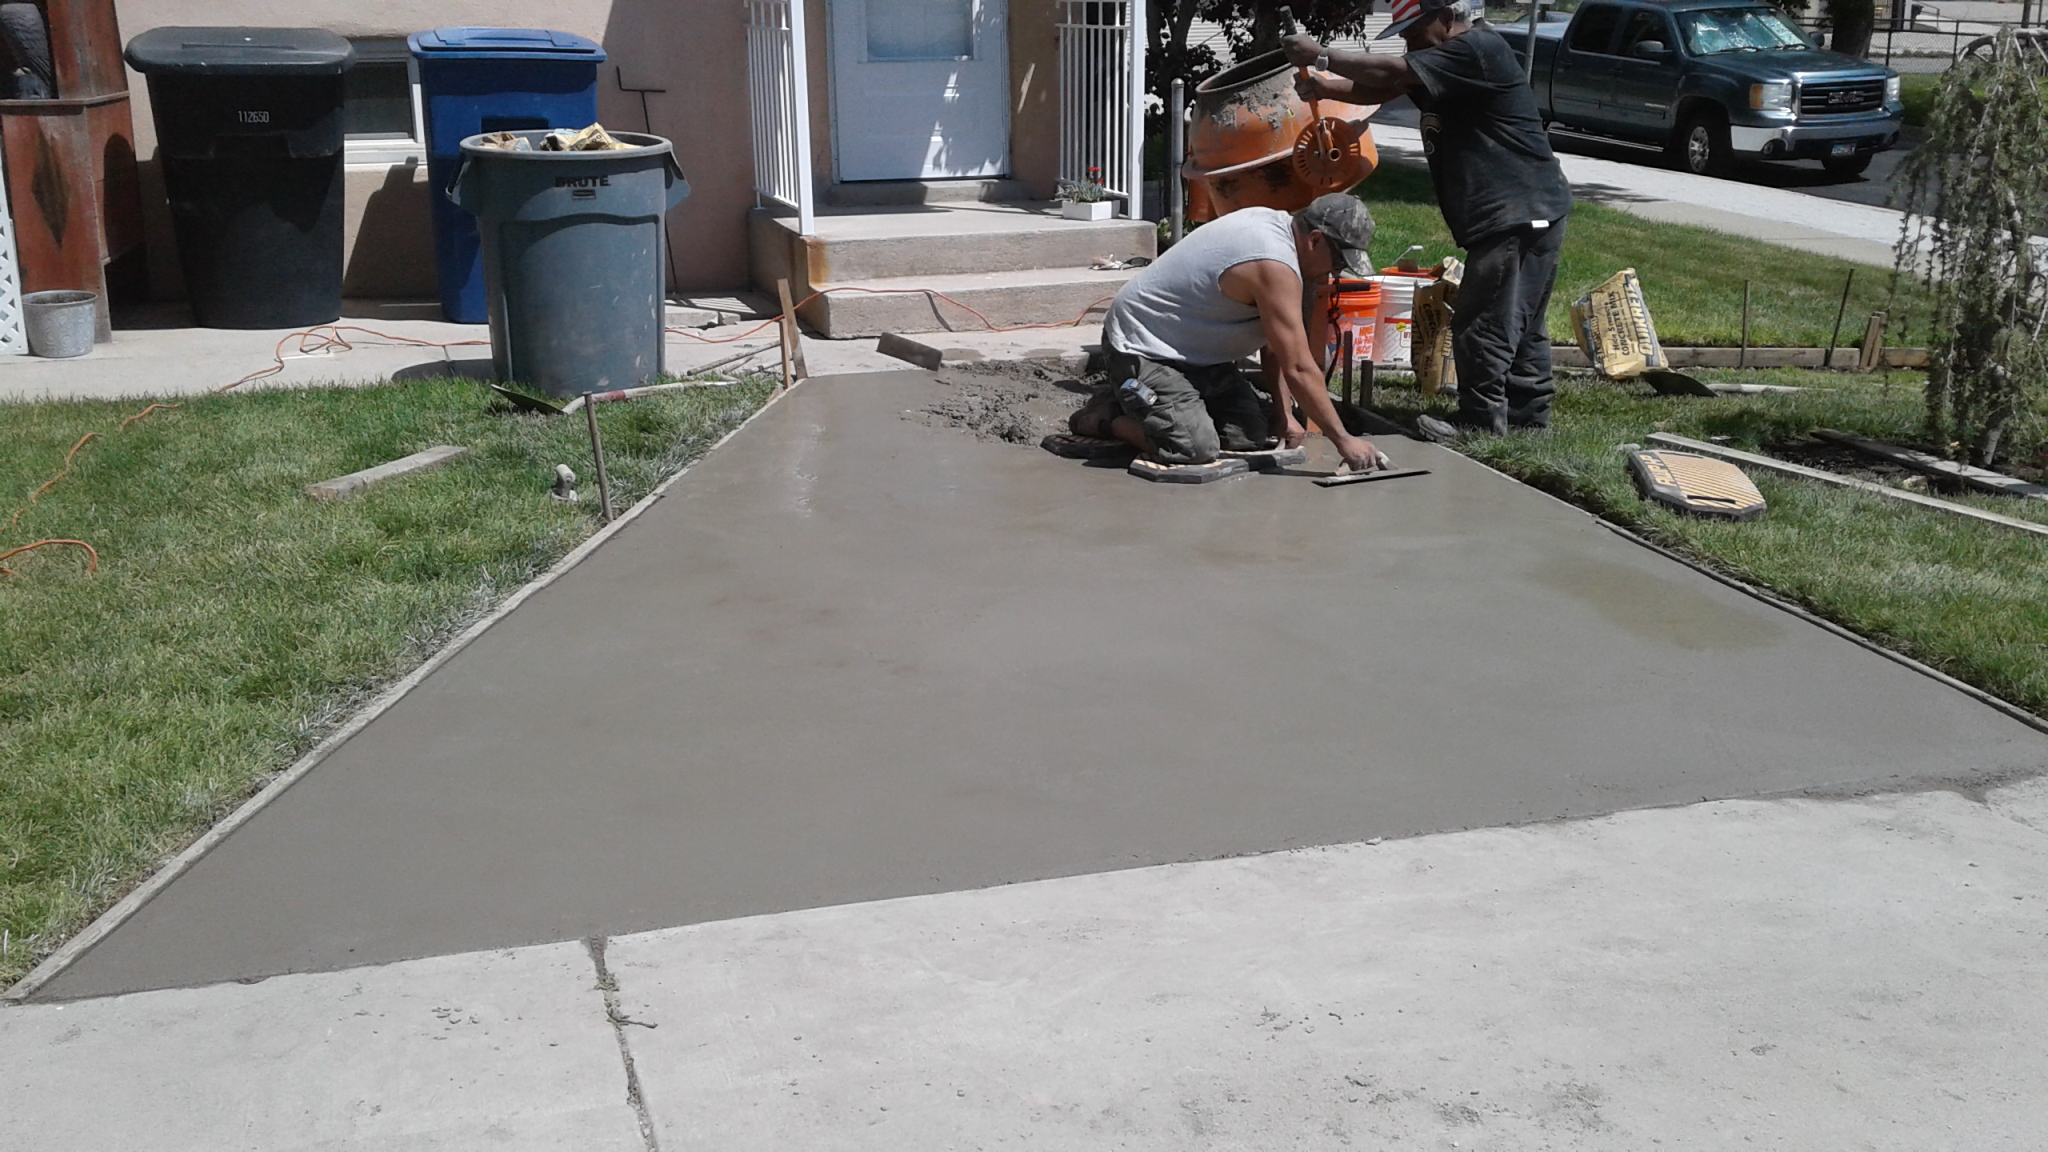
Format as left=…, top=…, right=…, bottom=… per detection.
left=1627, top=450, right=1767, bottom=520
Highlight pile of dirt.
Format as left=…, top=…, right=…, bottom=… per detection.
left=916, top=361, right=1100, bottom=446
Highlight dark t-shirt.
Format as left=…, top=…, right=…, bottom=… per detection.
left=1404, top=24, right=1573, bottom=247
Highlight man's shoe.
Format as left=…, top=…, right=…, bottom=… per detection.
left=1414, top=414, right=1464, bottom=445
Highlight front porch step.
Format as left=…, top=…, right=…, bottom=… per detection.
left=798, top=266, right=1136, bottom=339
left=750, top=202, right=1157, bottom=298
left=825, top=178, right=1031, bottom=207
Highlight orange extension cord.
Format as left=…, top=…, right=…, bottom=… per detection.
left=2, top=287, right=1109, bottom=579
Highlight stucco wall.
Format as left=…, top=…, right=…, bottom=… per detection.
left=110, top=1, right=1059, bottom=301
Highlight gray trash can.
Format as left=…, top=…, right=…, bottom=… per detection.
left=448, top=130, right=689, bottom=398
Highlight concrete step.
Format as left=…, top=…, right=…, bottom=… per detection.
left=798, top=266, right=1135, bottom=339
left=751, top=203, right=1157, bottom=297
left=825, top=179, right=1032, bottom=207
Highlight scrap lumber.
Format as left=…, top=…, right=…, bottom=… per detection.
left=1644, top=434, right=2048, bottom=540
left=1812, top=429, right=2048, bottom=502
left=876, top=331, right=943, bottom=371
left=307, top=446, right=468, bottom=501
left=1552, top=346, right=1927, bottom=370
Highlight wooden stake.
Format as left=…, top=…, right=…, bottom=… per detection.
left=776, top=277, right=807, bottom=385
left=584, top=394, right=614, bottom=523
left=1825, top=268, right=1855, bottom=369
left=1739, top=279, right=1751, bottom=369
left=1858, top=310, right=1887, bottom=372
left=1362, top=359, right=1376, bottom=408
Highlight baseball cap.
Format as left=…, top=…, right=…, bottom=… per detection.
left=1379, top=0, right=1456, bottom=39
left=1297, top=194, right=1377, bottom=276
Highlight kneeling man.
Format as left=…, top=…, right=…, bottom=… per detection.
left=1072, top=194, right=1391, bottom=472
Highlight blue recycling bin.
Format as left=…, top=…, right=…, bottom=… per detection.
left=408, top=28, right=605, bottom=323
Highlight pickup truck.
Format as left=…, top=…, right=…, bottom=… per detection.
left=1495, top=0, right=1904, bottom=177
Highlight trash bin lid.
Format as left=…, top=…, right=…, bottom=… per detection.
left=406, top=28, right=606, bottom=61
left=125, top=27, right=356, bottom=75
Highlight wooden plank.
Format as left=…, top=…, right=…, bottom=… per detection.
left=307, top=445, right=469, bottom=501
left=1552, top=346, right=1929, bottom=370
left=1812, top=428, right=2048, bottom=502
left=1857, top=311, right=1886, bottom=373
left=776, top=277, right=808, bottom=382
left=875, top=331, right=943, bottom=371
left=1643, top=434, right=2048, bottom=540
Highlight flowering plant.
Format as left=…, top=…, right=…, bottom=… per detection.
left=1055, top=166, right=1109, bottom=203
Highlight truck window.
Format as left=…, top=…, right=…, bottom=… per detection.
left=1566, top=5, right=1624, bottom=54
left=1618, top=10, right=1672, bottom=53
left=1676, top=7, right=1811, bottom=55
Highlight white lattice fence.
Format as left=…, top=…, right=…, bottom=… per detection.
left=0, top=143, right=23, bottom=355
left=745, top=0, right=817, bottom=235
left=1059, top=0, right=1146, bottom=219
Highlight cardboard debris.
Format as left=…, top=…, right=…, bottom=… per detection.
left=542, top=124, right=633, bottom=152
left=1412, top=257, right=1462, bottom=396
left=475, top=131, right=533, bottom=151
left=1570, top=268, right=1667, bottom=379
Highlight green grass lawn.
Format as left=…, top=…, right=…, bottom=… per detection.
left=0, top=376, right=773, bottom=986
left=1900, top=71, right=1941, bottom=128
left=1363, top=369, right=2048, bottom=717
left=1353, top=163, right=1925, bottom=348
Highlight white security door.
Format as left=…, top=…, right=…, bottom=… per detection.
left=830, top=0, right=1011, bottom=181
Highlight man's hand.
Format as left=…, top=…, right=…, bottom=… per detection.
left=1281, top=32, right=1323, bottom=68
left=1335, top=436, right=1393, bottom=473
left=1294, top=69, right=1354, bottom=102
left=1276, top=405, right=1307, bottom=449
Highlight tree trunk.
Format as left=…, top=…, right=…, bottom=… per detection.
left=1827, top=0, right=1875, bottom=57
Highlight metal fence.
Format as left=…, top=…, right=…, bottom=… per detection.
left=745, top=0, right=816, bottom=235
left=1059, top=0, right=1147, bottom=219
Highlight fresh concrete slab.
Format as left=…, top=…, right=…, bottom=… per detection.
left=609, top=786, right=2048, bottom=1150
left=37, top=370, right=2047, bottom=1001
left=0, top=940, right=643, bottom=1151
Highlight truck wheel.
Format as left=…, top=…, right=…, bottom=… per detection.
left=1677, top=112, right=1731, bottom=178
left=1822, top=151, right=1873, bottom=176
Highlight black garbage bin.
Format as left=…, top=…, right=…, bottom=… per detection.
left=125, top=28, right=355, bottom=329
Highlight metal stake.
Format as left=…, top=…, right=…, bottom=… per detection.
left=1342, top=329, right=1355, bottom=407
left=618, top=67, right=682, bottom=293
left=584, top=394, right=615, bottom=523
left=1524, top=0, right=1542, bottom=80
left=1739, top=279, right=1751, bottom=369
left=1168, top=79, right=1186, bottom=247
left=1825, top=268, right=1855, bottom=369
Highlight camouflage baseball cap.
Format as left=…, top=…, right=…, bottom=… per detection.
left=1298, top=194, right=1377, bottom=276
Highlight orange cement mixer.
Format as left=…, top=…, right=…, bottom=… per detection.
left=1182, top=50, right=1379, bottom=223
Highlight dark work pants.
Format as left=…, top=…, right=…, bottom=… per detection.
left=1452, top=219, right=1568, bottom=433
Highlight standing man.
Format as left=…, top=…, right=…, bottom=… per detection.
left=1076, top=194, right=1392, bottom=472
left=1283, top=0, right=1573, bottom=440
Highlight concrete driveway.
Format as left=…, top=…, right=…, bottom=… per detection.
left=34, top=369, right=2047, bottom=1001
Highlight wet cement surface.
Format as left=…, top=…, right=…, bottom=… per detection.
left=41, top=370, right=2048, bottom=999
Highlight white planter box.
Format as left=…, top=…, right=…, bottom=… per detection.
left=1062, top=200, right=1115, bottom=221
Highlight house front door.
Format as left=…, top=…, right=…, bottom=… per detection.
left=829, top=0, right=1011, bottom=181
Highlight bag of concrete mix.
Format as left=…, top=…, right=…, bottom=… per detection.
left=1412, top=257, right=1462, bottom=395
left=1570, top=268, right=1667, bottom=379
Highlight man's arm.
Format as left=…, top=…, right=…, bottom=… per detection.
left=1282, top=33, right=1422, bottom=105
left=1220, top=259, right=1390, bottom=472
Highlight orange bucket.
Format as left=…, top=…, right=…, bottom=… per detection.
left=1328, top=279, right=1380, bottom=365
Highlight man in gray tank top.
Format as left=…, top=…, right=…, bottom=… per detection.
left=1073, top=195, right=1393, bottom=472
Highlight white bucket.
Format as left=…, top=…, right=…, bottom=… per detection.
left=1371, top=276, right=1418, bottom=369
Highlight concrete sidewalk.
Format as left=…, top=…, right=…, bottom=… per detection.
left=6, top=785, right=2047, bottom=1149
